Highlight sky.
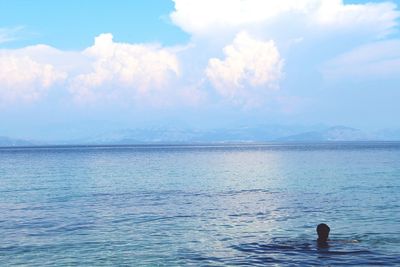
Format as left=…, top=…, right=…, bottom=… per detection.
left=0, top=0, right=400, bottom=140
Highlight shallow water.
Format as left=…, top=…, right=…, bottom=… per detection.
left=0, top=142, right=399, bottom=266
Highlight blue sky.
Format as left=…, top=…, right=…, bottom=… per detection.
left=0, top=0, right=189, bottom=49
left=1, top=0, right=400, bottom=140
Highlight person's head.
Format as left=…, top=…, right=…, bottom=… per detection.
left=316, top=223, right=330, bottom=242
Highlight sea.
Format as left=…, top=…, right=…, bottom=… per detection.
left=0, top=142, right=399, bottom=266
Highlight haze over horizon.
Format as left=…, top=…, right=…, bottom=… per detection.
left=1, top=0, right=400, bottom=140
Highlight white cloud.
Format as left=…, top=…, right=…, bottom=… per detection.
left=0, top=34, right=186, bottom=107
left=206, top=32, right=283, bottom=105
left=11, top=45, right=90, bottom=74
left=323, top=39, right=400, bottom=79
left=314, top=1, right=397, bottom=32
left=0, top=53, right=66, bottom=104
left=171, top=0, right=399, bottom=38
left=70, top=33, right=180, bottom=103
left=171, top=0, right=399, bottom=108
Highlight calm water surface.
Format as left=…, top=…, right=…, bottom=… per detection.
left=0, top=143, right=399, bottom=266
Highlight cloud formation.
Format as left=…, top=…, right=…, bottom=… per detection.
left=71, top=34, right=180, bottom=103
left=171, top=0, right=399, bottom=38
left=206, top=32, right=283, bottom=105
left=0, top=34, right=181, bottom=106
left=170, top=0, right=399, bottom=109
left=0, top=53, right=66, bottom=104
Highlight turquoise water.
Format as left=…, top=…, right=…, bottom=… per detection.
left=0, top=143, right=399, bottom=266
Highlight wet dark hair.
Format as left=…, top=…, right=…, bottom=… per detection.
left=316, top=223, right=330, bottom=241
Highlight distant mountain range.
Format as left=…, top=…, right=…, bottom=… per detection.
left=276, top=126, right=376, bottom=141
left=70, top=124, right=326, bottom=144
left=1, top=125, right=400, bottom=147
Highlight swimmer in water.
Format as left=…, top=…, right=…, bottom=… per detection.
left=316, top=223, right=330, bottom=247
left=316, top=223, right=360, bottom=248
